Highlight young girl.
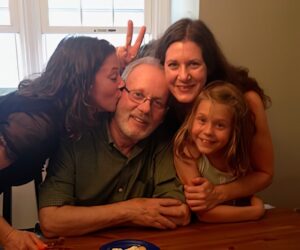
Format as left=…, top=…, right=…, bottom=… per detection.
left=174, top=81, right=265, bottom=223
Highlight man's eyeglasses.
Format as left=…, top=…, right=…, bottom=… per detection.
left=120, top=86, right=167, bottom=110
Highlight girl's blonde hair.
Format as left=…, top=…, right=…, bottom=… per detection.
left=174, top=81, right=255, bottom=177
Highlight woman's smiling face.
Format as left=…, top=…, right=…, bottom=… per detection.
left=164, top=40, right=207, bottom=104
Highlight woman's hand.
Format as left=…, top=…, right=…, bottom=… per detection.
left=2, top=228, right=47, bottom=250
left=184, top=177, right=219, bottom=212
left=117, top=20, right=146, bottom=69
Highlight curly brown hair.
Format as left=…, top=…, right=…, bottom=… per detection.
left=18, top=36, right=116, bottom=139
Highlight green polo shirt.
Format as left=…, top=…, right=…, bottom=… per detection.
left=39, top=114, right=184, bottom=208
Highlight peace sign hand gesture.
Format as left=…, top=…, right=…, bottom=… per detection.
left=117, top=20, right=146, bottom=70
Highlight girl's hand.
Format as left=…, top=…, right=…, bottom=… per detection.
left=250, top=196, right=266, bottom=219
left=184, top=177, right=218, bottom=212
left=117, top=20, right=146, bottom=70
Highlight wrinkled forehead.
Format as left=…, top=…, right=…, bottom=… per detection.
left=126, top=64, right=169, bottom=98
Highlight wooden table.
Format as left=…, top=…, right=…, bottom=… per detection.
left=56, top=208, right=300, bottom=249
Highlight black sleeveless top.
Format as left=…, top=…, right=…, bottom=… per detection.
left=0, top=91, right=63, bottom=192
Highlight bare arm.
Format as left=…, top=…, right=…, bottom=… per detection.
left=174, top=140, right=202, bottom=186
left=214, top=91, right=274, bottom=203
left=195, top=196, right=265, bottom=223
left=174, top=153, right=200, bottom=186
left=0, top=217, right=47, bottom=250
left=39, top=198, right=189, bottom=238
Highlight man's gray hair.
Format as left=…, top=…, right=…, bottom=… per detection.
left=122, top=56, right=163, bottom=81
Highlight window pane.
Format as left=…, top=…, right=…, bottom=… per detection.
left=48, top=0, right=80, bottom=9
left=42, top=33, right=150, bottom=64
left=49, top=10, right=81, bottom=26
left=82, top=0, right=112, bottom=9
left=114, top=0, right=144, bottom=10
left=114, top=12, right=144, bottom=27
left=47, top=0, right=144, bottom=27
left=114, top=0, right=144, bottom=26
left=81, top=0, right=113, bottom=26
left=0, top=34, right=20, bottom=89
left=48, top=0, right=80, bottom=26
left=42, top=34, right=67, bottom=64
left=0, top=0, right=10, bottom=25
left=82, top=11, right=113, bottom=26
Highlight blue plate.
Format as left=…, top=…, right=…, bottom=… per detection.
left=100, top=239, right=160, bottom=250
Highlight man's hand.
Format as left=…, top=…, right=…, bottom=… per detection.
left=184, top=177, right=219, bottom=212
left=2, top=229, right=47, bottom=250
left=124, top=198, right=189, bottom=229
left=117, top=20, right=146, bottom=69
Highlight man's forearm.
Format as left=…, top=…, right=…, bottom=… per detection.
left=39, top=203, right=130, bottom=237
left=39, top=198, right=187, bottom=237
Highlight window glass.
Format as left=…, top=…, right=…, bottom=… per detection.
left=48, top=0, right=81, bottom=26
left=42, top=33, right=150, bottom=64
left=47, top=0, right=144, bottom=27
left=82, top=11, right=113, bottom=26
left=114, top=0, right=144, bottom=26
left=82, top=0, right=113, bottom=26
left=0, top=33, right=21, bottom=91
left=0, top=0, right=151, bottom=92
left=0, top=0, right=10, bottom=25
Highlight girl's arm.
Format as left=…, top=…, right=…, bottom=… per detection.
left=174, top=154, right=200, bottom=186
left=195, top=196, right=265, bottom=223
left=214, top=91, right=274, bottom=203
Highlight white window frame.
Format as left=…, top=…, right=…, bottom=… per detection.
left=0, top=0, right=19, bottom=32
left=1, top=0, right=173, bottom=89
left=38, top=0, right=172, bottom=38
left=39, top=0, right=154, bottom=35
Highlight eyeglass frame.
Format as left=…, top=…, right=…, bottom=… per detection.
left=120, top=85, right=169, bottom=111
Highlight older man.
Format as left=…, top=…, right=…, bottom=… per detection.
left=38, top=57, right=190, bottom=237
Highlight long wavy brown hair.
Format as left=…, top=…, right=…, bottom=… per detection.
left=155, top=18, right=271, bottom=109
left=174, top=81, right=256, bottom=177
left=18, top=36, right=115, bottom=139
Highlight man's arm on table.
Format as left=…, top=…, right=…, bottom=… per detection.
left=39, top=198, right=185, bottom=237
